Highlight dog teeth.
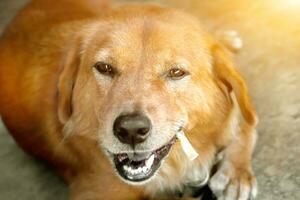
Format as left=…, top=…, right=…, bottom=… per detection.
left=123, top=165, right=151, bottom=176
left=131, top=169, right=136, bottom=175
left=142, top=166, right=148, bottom=173
left=137, top=167, right=142, bottom=174
left=131, top=168, right=136, bottom=174
left=122, top=154, right=155, bottom=176
left=129, top=168, right=134, bottom=174
left=145, top=154, right=154, bottom=168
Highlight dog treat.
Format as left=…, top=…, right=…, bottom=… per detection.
left=176, top=131, right=199, bottom=161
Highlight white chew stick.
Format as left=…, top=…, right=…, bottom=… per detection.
left=176, top=131, right=199, bottom=161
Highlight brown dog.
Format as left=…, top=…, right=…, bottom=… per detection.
left=0, top=0, right=258, bottom=199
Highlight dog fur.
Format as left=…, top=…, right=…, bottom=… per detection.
left=0, top=0, right=257, bottom=199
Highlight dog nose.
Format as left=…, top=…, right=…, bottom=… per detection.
left=113, top=113, right=151, bottom=146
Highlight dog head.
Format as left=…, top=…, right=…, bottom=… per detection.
left=57, top=5, right=256, bottom=185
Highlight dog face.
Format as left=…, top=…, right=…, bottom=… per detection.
left=58, top=6, right=256, bottom=185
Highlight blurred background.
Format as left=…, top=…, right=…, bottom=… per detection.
left=0, top=0, right=299, bottom=199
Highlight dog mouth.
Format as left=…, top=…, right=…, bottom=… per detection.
left=112, top=137, right=176, bottom=182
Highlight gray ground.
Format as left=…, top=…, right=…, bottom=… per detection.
left=0, top=0, right=299, bottom=200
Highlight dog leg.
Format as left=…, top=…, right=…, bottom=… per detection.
left=209, top=122, right=257, bottom=200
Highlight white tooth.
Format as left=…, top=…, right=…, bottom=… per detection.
left=142, top=167, right=147, bottom=173
left=137, top=167, right=142, bottom=173
left=145, top=161, right=150, bottom=168
left=124, top=165, right=128, bottom=171
left=146, top=154, right=154, bottom=168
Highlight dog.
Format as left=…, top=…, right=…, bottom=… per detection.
left=0, top=0, right=258, bottom=199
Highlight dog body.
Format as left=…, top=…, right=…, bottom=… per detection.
left=0, top=0, right=258, bottom=199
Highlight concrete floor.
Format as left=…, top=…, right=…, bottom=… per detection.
left=0, top=0, right=299, bottom=200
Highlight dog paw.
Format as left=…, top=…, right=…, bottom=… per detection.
left=208, top=161, right=257, bottom=200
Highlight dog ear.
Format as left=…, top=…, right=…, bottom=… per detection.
left=212, top=44, right=257, bottom=126
left=57, top=36, right=82, bottom=124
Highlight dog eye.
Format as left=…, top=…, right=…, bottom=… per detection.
left=94, top=62, right=116, bottom=77
left=167, top=68, right=187, bottom=80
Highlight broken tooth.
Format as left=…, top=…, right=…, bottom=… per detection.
left=176, top=131, right=199, bottom=161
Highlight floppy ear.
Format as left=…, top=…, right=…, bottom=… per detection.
left=212, top=44, right=257, bottom=126
left=57, top=37, right=81, bottom=124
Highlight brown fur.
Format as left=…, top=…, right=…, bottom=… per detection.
left=0, top=0, right=257, bottom=199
